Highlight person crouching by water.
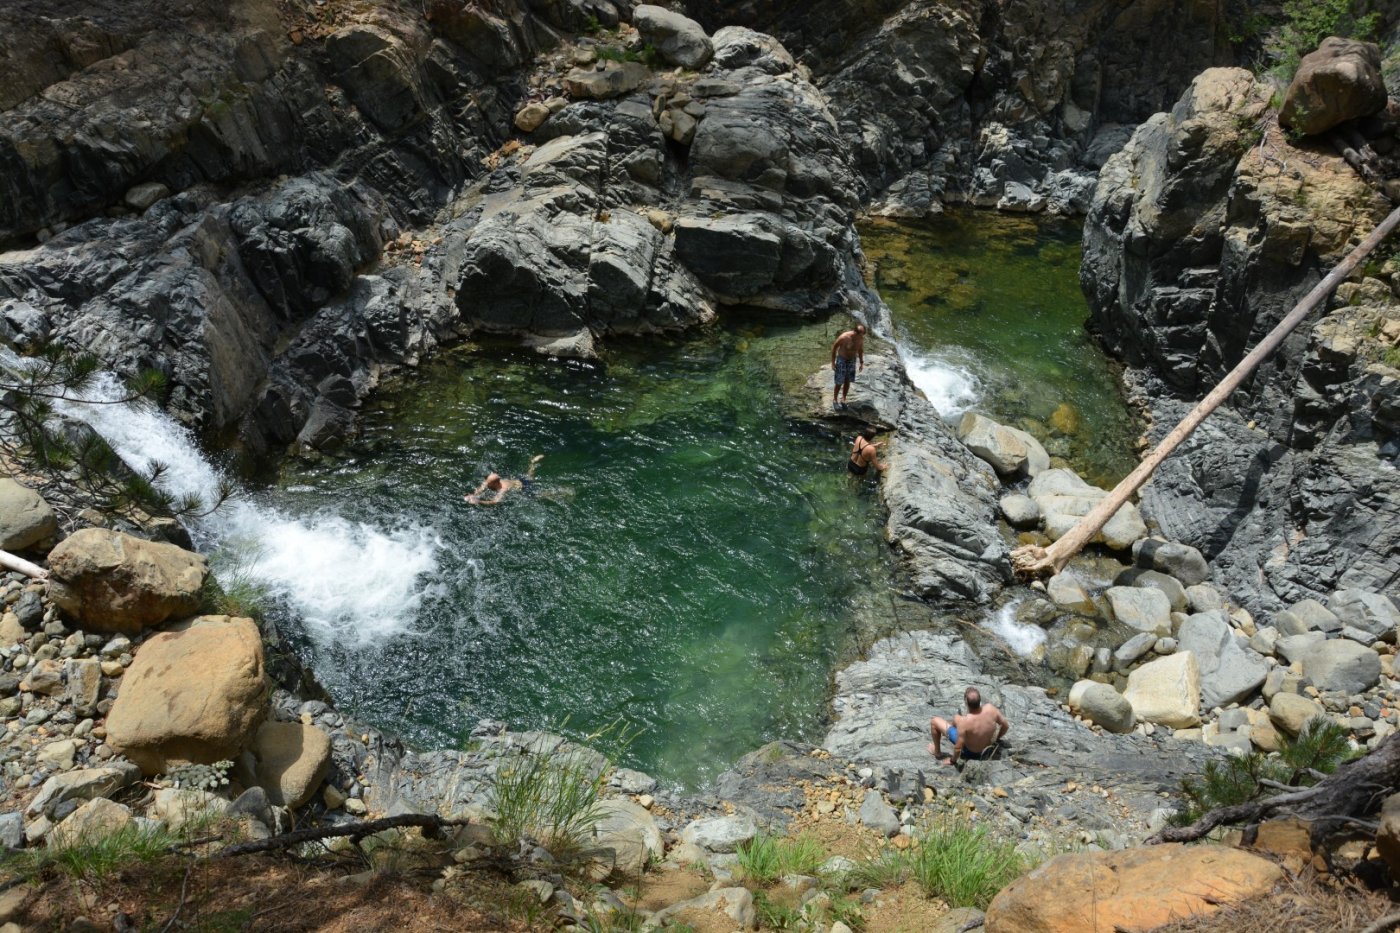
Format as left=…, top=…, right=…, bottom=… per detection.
left=848, top=428, right=885, bottom=478
left=464, top=454, right=544, bottom=505
left=928, top=687, right=1009, bottom=766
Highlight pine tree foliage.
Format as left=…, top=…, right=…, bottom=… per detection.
left=0, top=345, right=232, bottom=520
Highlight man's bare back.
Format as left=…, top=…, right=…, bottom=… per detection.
left=929, top=687, right=1009, bottom=764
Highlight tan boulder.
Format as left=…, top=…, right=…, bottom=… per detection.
left=985, top=844, right=1282, bottom=932
left=1376, top=793, right=1400, bottom=879
left=1122, top=652, right=1201, bottom=728
left=49, top=797, right=133, bottom=849
left=1268, top=692, right=1325, bottom=737
left=0, top=479, right=57, bottom=551
left=246, top=721, right=332, bottom=809
left=47, top=528, right=207, bottom=633
left=1280, top=37, right=1388, bottom=137
left=590, top=798, right=664, bottom=875
left=106, top=616, right=268, bottom=774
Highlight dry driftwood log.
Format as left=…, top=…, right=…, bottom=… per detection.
left=0, top=548, right=46, bottom=579
left=1012, top=202, right=1400, bottom=579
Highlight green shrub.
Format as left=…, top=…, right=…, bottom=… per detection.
left=1173, top=716, right=1354, bottom=825
left=202, top=544, right=275, bottom=621
left=845, top=847, right=912, bottom=890
left=1268, top=0, right=1380, bottom=79
left=736, top=833, right=828, bottom=884
left=909, top=820, right=1029, bottom=910
left=487, top=735, right=612, bottom=857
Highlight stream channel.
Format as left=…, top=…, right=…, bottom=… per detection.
left=85, top=210, right=1141, bottom=791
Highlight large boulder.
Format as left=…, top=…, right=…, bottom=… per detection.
left=631, top=5, right=713, bottom=69
left=985, top=844, right=1282, bottom=932
left=1274, top=599, right=1343, bottom=636
left=1328, top=589, right=1400, bottom=641
left=106, top=616, right=268, bottom=774
left=47, top=529, right=208, bottom=633
left=1131, top=538, right=1210, bottom=586
left=0, top=479, right=56, bottom=551
left=562, top=60, right=651, bottom=100
left=27, top=763, right=142, bottom=818
left=679, top=813, right=758, bottom=853
left=1028, top=469, right=1147, bottom=551
left=1269, top=692, right=1325, bottom=737
left=591, top=798, right=664, bottom=875
left=1104, top=586, right=1172, bottom=637
left=957, top=412, right=1049, bottom=479
left=1176, top=610, right=1268, bottom=708
left=1122, top=652, right=1201, bottom=728
left=244, top=721, right=331, bottom=809
left=49, top=798, right=134, bottom=849
left=1068, top=680, right=1135, bottom=734
left=1280, top=37, right=1388, bottom=137
left=1300, top=638, right=1381, bottom=694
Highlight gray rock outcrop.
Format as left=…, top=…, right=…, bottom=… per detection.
left=1081, top=65, right=1399, bottom=613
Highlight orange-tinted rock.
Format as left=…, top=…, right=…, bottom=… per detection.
left=985, top=844, right=1282, bottom=933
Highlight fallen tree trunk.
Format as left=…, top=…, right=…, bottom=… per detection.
left=214, top=813, right=468, bottom=859
left=1148, top=732, right=1400, bottom=845
left=1012, top=201, right=1400, bottom=579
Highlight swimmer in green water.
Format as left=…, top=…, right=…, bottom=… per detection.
left=465, top=454, right=544, bottom=505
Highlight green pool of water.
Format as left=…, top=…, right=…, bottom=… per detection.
left=862, top=211, right=1141, bottom=486
left=266, top=322, right=891, bottom=789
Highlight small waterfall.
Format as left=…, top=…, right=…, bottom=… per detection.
left=899, top=346, right=980, bottom=419
left=56, top=375, right=442, bottom=646
left=985, top=599, right=1046, bottom=658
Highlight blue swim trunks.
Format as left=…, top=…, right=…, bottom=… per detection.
left=834, top=356, right=858, bottom=386
left=946, top=726, right=992, bottom=761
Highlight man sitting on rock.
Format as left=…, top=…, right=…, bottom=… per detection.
left=929, top=687, right=1008, bottom=765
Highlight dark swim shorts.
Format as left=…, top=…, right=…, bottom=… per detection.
left=834, top=356, right=858, bottom=386
left=946, top=725, right=992, bottom=761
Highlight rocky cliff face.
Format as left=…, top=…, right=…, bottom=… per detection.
left=0, top=0, right=874, bottom=456
left=685, top=0, right=1233, bottom=215
left=1081, top=66, right=1400, bottom=612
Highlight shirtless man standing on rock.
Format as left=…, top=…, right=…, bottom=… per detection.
left=929, top=687, right=1009, bottom=765
left=830, top=323, right=866, bottom=408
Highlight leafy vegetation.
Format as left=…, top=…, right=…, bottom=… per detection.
left=594, top=43, right=658, bottom=67
left=735, top=833, right=828, bottom=884
left=1266, top=0, right=1380, bottom=79
left=1173, top=716, right=1353, bottom=825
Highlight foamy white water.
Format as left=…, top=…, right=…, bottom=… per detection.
left=55, top=375, right=441, bottom=645
left=900, top=347, right=980, bottom=419
left=985, top=600, right=1047, bottom=658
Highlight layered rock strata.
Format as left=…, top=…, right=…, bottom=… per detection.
left=1081, top=65, right=1400, bottom=611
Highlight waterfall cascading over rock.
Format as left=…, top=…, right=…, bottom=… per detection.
left=56, top=375, right=442, bottom=646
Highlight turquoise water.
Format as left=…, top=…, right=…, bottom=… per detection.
left=862, top=211, right=1141, bottom=486
left=267, top=323, right=891, bottom=789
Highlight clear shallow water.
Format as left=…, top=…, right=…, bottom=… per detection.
left=862, top=211, right=1141, bottom=486
left=267, top=323, right=891, bottom=789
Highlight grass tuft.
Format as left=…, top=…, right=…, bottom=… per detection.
left=5, top=823, right=184, bottom=883
left=736, top=833, right=828, bottom=884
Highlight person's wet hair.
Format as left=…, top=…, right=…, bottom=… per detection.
left=855, top=323, right=866, bottom=334
left=860, top=427, right=878, bottom=442
left=965, top=687, right=982, bottom=711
